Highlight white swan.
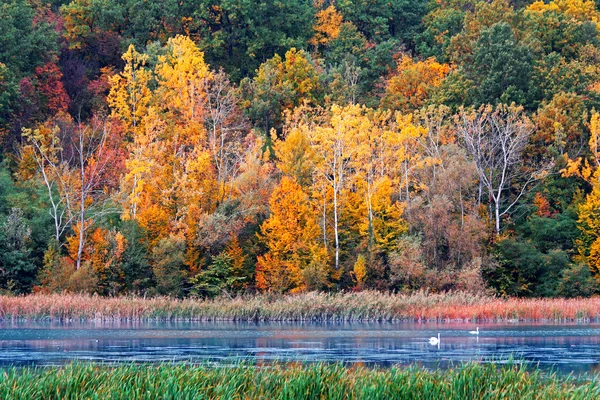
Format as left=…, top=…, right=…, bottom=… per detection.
left=429, top=333, right=440, bottom=345
left=469, top=327, right=479, bottom=335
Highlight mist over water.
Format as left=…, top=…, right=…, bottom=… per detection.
left=0, top=321, right=599, bottom=376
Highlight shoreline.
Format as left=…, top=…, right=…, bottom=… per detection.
left=1, top=291, right=600, bottom=323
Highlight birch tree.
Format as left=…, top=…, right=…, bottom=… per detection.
left=23, top=116, right=120, bottom=269
left=456, top=104, right=546, bottom=235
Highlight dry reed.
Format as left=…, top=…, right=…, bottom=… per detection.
left=1, top=291, right=599, bottom=322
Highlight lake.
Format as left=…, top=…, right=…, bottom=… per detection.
left=0, top=321, right=599, bottom=376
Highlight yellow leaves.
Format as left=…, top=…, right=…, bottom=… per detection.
left=526, top=1, right=561, bottom=13
left=560, top=156, right=583, bottom=178
left=352, top=254, right=367, bottom=288
left=156, top=35, right=211, bottom=122
left=107, top=44, right=152, bottom=136
left=274, top=126, right=315, bottom=186
left=589, top=112, right=600, bottom=165
left=570, top=112, right=600, bottom=282
left=526, top=0, right=600, bottom=27
left=282, top=48, right=320, bottom=99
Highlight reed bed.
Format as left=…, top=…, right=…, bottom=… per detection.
left=0, top=362, right=597, bottom=399
left=1, top=291, right=599, bottom=322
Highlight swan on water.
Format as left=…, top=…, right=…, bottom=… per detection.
left=429, top=333, right=440, bottom=345
left=469, top=327, right=479, bottom=335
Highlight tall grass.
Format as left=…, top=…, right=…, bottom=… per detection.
left=1, top=291, right=600, bottom=322
left=0, top=362, right=597, bottom=399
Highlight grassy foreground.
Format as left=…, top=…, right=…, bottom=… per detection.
left=1, top=291, right=600, bottom=322
left=0, top=362, right=598, bottom=399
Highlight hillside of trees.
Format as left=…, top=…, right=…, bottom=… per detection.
left=2, top=0, right=600, bottom=297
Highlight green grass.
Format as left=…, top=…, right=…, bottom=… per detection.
left=0, top=362, right=597, bottom=399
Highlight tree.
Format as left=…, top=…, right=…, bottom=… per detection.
left=457, top=104, right=546, bottom=235
left=407, top=107, right=485, bottom=270
left=275, top=125, right=315, bottom=188
left=23, top=115, right=122, bottom=269
left=336, top=0, right=428, bottom=43
left=308, top=105, right=366, bottom=270
left=204, top=69, right=248, bottom=197
left=256, top=177, right=327, bottom=292
left=0, top=0, right=57, bottom=77
left=564, top=112, right=600, bottom=282
left=311, top=5, right=344, bottom=48
left=0, top=0, right=58, bottom=142
left=471, top=22, right=533, bottom=106
left=193, top=0, right=314, bottom=79
left=151, top=235, right=187, bottom=297
left=241, top=48, right=322, bottom=136
left=417, top=5, right=465, bottom=61
left=190, top=252, right=245, bottom=298
left=0, top=208, right=35, bottom=293
left=529, top=92, right=588, bottom=162
left=382, top=55, right=451, bottom=112
left=107, top=44, right=152, bottom=142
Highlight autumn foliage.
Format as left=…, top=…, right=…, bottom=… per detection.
left=1, top=0, right=600, bottom=299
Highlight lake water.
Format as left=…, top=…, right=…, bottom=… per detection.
left=0, top=321, right=599, bottom=376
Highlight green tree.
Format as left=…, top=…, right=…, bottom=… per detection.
left=0, top=208, right=35, bottom=293
left=151, top=235, right=188, bottom=297
left=336, top=0, right=428, bottom=44
left=241, top=48, right=322, bottom=136
left=0, top=0, right=57, bottom=77
left=471, top=22, right=534, bottom=106
left=194, top=0, right=314, bottom=80
left=190, top=253, right=245, bottom=298
left=120, top=220, right=152, bottom=294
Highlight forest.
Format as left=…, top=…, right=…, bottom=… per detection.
left=1, top=0, right=600, bottom=299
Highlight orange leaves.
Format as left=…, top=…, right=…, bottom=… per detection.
left=109, top=37, right=218, bottom=248
left=533, top=193, right=552, bottom=218
left=311, top=5, right=344, bottom=47
left=256, top=177, right=326, bottom=292
left=382, top=55, right=451, bottom=112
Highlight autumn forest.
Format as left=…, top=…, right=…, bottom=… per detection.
left=2, top=0, right=600, bottom=299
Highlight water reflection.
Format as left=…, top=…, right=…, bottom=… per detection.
left=0, top=321, right=598, bottom=376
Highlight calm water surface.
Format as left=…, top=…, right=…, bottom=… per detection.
left=0, top=321, right=599, bottom=376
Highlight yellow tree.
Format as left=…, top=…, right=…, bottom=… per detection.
left=347, top=108, right=406, bottom=253
left=256, top=177, right=327, bottom=292
left=308, top=104, right=368, bottom=270
left=527, top=0, right=600, bottom=27
left=111, top=36, right=218, bottom=250
left=108, top=44, right=153, bottom=220
left=383, top=112, right=428, bottom=217
left=107, top=44, right=152, bottom=140
left=153, top=36, right=217, bottom=244
left=274, top=125, right=315, bottom=187
left=155, top=35, right=210, bottom=124
left=564, top=112, right=600, bottom=282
